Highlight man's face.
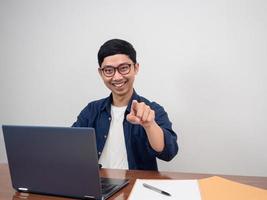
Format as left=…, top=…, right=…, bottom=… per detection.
left=99, top=54, right=139, bottom=97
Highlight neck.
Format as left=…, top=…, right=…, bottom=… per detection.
left=112, top=89, right=134, bottom=107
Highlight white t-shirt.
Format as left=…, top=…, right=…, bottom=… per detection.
left=99, top=105, right=129, bottom=169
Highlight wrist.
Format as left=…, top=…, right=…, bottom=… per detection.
left=142, top=120, right=157, bottom=130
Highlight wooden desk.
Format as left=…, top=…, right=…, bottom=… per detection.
left=1, top=163, right=267, bottom=200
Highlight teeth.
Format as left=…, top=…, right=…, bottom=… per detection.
left=113, top=82, right=125, bottom=88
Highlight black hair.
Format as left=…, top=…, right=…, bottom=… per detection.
left=97, top=39, right=137, bottom=66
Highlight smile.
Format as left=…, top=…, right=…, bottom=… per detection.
left=112, top=81, right=127, bottom=88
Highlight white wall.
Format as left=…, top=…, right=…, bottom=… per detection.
left=0, top=0, right=267, bottom=176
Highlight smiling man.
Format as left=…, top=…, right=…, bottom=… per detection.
left=72, top=39, right=178, bottom=170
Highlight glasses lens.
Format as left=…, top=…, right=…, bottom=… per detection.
left=118, top=64, right=131, bottom=75
left=103, top=67, right=115, bottom=77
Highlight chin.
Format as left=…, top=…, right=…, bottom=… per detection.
left=112, top=87, right=131, bottom=97
left=113, top=89, right=128, bottom=96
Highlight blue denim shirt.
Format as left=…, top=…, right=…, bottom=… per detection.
left=72, top=90, right=178, bottom=170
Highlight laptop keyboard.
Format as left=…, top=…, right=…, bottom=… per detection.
left=100, top=178, right=117, bottom=195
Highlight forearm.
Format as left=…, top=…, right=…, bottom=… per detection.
left=144, top=121, right=165, bottom=152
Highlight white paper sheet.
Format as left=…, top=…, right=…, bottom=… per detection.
left=128, top=179, right=201, bottom=200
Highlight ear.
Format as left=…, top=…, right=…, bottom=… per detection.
left=98, top=68, right=103, bottom=76
left=134, top=63, right=139, bottom=74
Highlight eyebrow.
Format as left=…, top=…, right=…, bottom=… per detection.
left=102, top=62, right=131, bottom=68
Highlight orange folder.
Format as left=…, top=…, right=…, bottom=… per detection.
left=198, top=176, right=267, bottom=200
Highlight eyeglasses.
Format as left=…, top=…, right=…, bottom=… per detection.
left=100, top=63, right=133, bottom=77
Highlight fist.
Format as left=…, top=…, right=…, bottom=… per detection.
left=126, top=100, right=155, bottom=128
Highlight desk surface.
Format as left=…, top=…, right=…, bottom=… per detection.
left=1, top=163, right=267, bottom=200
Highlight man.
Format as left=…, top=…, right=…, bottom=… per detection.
left=73, top=39, right=178, bottom=170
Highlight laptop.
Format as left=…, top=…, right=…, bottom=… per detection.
left=2, top=125, right=129, bottom=200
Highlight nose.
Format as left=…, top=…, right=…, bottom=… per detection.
left=112, top=69, right=123, bottom=80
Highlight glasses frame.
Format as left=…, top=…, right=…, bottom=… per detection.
left=99, top=63, right=134, bottom=77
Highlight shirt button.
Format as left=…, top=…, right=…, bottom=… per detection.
left=104, top=135, right=107, bottom=139
left=98, top=152, right=101, bottom=155
left=108, top=117, right=111, bottom=121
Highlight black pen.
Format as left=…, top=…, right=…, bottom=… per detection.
left=143, top=183, right=171, bottom=196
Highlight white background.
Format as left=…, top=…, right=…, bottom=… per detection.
left=0, top=0, right=266, bottom=176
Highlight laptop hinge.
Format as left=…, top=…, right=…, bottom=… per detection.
left=18, top=187, right=28, bottom=191
left=84, top=195, right=104, bottom=200
left=84, top=195, right=96, bottom=199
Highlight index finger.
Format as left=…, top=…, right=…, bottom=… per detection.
left=130, top=100, right=138, bottom=114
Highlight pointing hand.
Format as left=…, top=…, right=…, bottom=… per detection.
left=126, top=100, right=155, bottom=128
